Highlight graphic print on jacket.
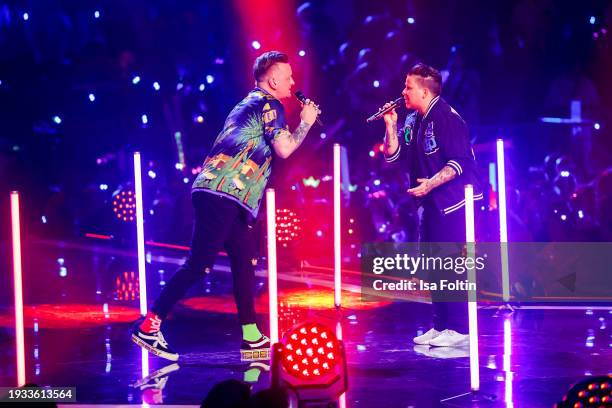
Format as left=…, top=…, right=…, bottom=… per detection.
left=192, top=88, right=288, bottom=216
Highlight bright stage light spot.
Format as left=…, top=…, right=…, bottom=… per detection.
left=590, top=16, right=596, bottom=25
left=176, top=82, right=184, bottom=91
left=53, top=115, right=62, bottom=124
left=561, top=214, right=567, bottom=221
left=594, top=122, right=600, bottom=130
left=59, top=266, right=67, bottom=277
left=0, top=304, right=142, bottom=329
left=373, top=80, right=380, bottom=88
left=369, top=150, right=375, bottom=157
left=199, top=83, right=205, bottom=91
left=88, top=93, right=96, bottom=102
left=251, top=40, right=261, bottom=50
left=578, top=210, right=584, bottom=219
left=560, top=170, right=570, bottom=177
left=407, top=17, right=415, bottom=24
left=183, top=177, right=189, bottom=184
left=132, top=75, right=141, bottom=85
left=152, top=81, right=160, bottom=91
left=320, top=132, right=327, bottom=139
left=94, top=10, right=100, bottom=19
left=298, top=50, right=306, bottom=57
left=316, top=230, right=323, bottom=237
left=373, top=179, right=381, bottom=186
left=195, top=115, right=204, bottom=123
left=23, top=12, right=29, bottom=21
left=141, top=114, right=148, bottom=125
left=99, top=184, right=108, bottom=190
left=206, top=75, right=215, bottom=84
left=147, top=170, right=156, bottom=179
left=182, top=289, right=389, bottom=315
left=41, top=216, right=47, bottom=224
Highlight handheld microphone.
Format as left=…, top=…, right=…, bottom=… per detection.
left=366, top=97, right=404, bottom=123
left=294, top=90, right=323, bottom=126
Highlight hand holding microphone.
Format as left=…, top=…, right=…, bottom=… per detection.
left=366, top=97, right=403, bottom=124
left=295, top=90, right=323, bottom=126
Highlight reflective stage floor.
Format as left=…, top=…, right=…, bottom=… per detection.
left=0, top=239, right=610, bottom=407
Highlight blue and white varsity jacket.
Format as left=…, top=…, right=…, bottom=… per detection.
left=385, top=96, right=483, bottom=215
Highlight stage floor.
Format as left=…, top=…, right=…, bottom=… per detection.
left=0, top=239, right=610, bottom=407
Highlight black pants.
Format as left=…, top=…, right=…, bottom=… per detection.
left=152, top=192, right=257, bottom=325
left=420, top=204, right=469, bottom=333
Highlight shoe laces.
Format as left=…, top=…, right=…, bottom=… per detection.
left=155, top=331, right=169, bottom=348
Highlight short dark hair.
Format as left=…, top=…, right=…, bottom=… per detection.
left=253, top=51, right=289, bottom=82
left=408, top=63, right=442, bottom=96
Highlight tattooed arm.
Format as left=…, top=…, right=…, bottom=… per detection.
left=271, top=120, right=313, bottom=159
left=271, top=100, right=318, bottom=159
left=407, top=165, right=457, bottom=197
left=384, top=121, right=399, bottom=156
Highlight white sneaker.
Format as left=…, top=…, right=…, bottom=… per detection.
left=428, top=329, right=469, bottom=347
left=412, top=328, right=441, bottom=345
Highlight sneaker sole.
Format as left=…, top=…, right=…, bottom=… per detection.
left=240, top=348, right=270, bottom=362
left=429, top=338, right=469, bottom=347
left=413, top=337, right=435, bottom=345
left=131, top=334, right=179, bottom=361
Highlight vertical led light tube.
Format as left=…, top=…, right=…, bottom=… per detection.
left=504, top=317, right=513, bottom=406
left=496, top=139, right=510, bottom=302
left=11, top=192, right=26, bottom=386
left=134, top=152, right=148, bottom=316
left=333, top=144, right=342, bottom=308
left=464, top=185, right=480, bottom=392
left=266, top=189, right=279, bottom=344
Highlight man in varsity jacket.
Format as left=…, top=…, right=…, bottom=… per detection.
left=382, top=63, right=483, bottom=347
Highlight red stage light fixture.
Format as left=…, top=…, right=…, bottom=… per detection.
left=112, top=190, right=136, bottom=222
left=272, top=322, right=347, bottom=405
left=555, top=375, right=612, bottom=408
left=276, top=208, right=301, bottom=247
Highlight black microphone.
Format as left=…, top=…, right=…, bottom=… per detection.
left=366, top=97, right=404, bottom=123
left=294, top=90, right=323, bottom=126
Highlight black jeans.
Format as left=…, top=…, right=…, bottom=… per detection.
left=420, top=204, right=469, bottom=333
left=152, top=192, right=258, bottom=325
